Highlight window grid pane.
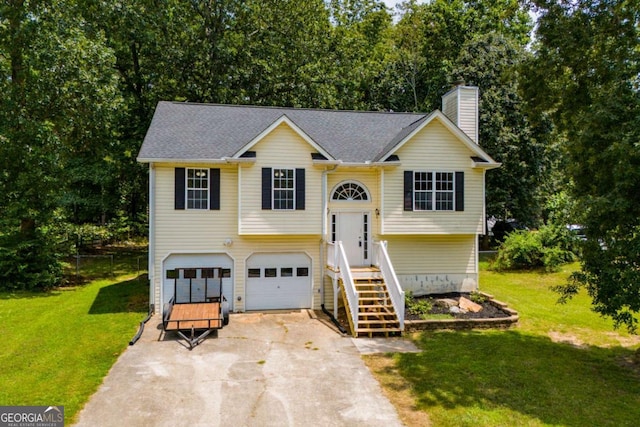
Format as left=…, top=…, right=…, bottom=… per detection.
left=435, top=172, right=454, bottom=211
left=273, top=169, right=295, bottom=210
left=413, top=172, right=432, bottom=210
left=187, top=168, right=209, bottom=209
left=332, top=182, right=368, bottom=201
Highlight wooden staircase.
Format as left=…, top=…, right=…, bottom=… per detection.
left=340, top=269, right=402, bottom=337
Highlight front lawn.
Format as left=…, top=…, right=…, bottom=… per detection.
left=366, top=262, right=640, bottom=426
left=0, top=248, right=148, bottom=425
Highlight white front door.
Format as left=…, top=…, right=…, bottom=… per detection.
left=334, top=212, right=370, bottom=266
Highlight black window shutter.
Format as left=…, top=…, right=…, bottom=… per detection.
left=262, top=168, right=272, bottom=210
left=404, top=171, right=413, bottom=211
left=455, top=171, right=464, bottom=211
left=175, top=168, right=185, bottom=210
left=209, top=168, right=220, bottom=210
left=295, top=168, right=305, bottom=210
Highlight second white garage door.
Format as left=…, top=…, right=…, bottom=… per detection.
left=245, top=253, right=312, bottom=311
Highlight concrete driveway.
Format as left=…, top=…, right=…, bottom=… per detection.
left=74, top=310, right=417, bottom=427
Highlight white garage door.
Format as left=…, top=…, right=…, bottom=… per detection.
left=163, top=253, right=234, bottom=311
left=245, top=253, right=312, bottom=311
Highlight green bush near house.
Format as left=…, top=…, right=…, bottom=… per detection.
left=405, top=292, right=434, bottom=319
left=493, top=224, right=578, bottom=272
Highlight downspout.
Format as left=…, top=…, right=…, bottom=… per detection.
left=129, top=304, right=154, bottom=345
left=148, top=163, right=156, bottom=312
left=133, top=162, right=156, bottom=346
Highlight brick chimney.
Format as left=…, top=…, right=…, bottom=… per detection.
left=442, top=83, right=479, bottom=144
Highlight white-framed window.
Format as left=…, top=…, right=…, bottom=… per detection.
left=414, top=171, right=454, bottom=211
left=331, top=181, right=369, bottom=201
left=414, top=172, right=432, bottom=210
left=434, top=172, right=454, bottom=210
left=187, top=168, right=209, bottom=209
left=273, top=168, right=295, bottom=210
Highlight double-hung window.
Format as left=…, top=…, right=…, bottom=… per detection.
left=262, top=167, right=305, bottom=210
left=414, top=172, right=433, bottom=210
left=413, top=171, right=454, bottom=211
left=434, top=172, right=454, bottom=210
left=273, top=168, right=295, bottom=210
left=187, top=168, right=209, bottom=209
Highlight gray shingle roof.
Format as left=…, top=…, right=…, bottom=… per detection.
left=138, top=102, right=428, bottom=163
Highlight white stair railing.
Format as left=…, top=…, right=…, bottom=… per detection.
left=374, top=241, right=405, bottom=330
left=326, top=241, right=337, bottom=270
left=334, top=241, right=359, bottom=335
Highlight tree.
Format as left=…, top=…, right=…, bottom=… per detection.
left=452, top=33, right=547, bottom=224
left=327, top=0, right=395, bottom=110
left=0, top=0, right=120, bottom=289
left=389, top=0, right=532, bottom=112
left=527, top=0, right=640, bottom=331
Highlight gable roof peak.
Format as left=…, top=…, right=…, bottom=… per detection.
left=138, top=102, right=428, bottom=163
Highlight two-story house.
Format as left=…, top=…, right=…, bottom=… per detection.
left=137, top=85, right=499, bottom=335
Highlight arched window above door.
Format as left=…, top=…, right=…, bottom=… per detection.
left=331, top=182, right=369, bottom=201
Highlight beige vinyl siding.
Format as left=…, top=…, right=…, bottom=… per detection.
left=457, top=87, right=479, bottom=143
left=385, top=234, right=478, bottom=294
left=152, top=164, right=238, bottom=309
left=382, top=119, right=485, bottom=234
left=442, top=86, right=479, bottom=143
left=152, top=163, right=324, bottom=311
left=239, top=123, right=322, bottom=235
left=154, top=164, right=238, bottom=248
left=442, top=94, right=458, bottom=125
left=384, top=235, right=475, bottom=274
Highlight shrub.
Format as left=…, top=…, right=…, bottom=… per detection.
left=469, top=291, right=487, bottom=304
left=493, top=230, right=542, bottom=270
left=405, top=292, right=433, bottom=319
left=0, top=230, right=62, bottom=291
left=493, top=224, right=578, bottom=272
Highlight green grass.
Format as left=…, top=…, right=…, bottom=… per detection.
left=367, top=260, right=640, bottom=427
left=0, top=249, right=148, bottom=425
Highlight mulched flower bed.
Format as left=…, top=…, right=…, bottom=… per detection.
left=406, top=292, right=511, bottom=320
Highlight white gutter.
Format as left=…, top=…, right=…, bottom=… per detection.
left=312, top=160, right=342, bottom=166
left=136, top=157, right=256, bottom=165
left=473, top=161, right=501, bottom=170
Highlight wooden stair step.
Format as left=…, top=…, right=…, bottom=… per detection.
left=358, top=312, right=396, bottom=317
left=358, top=319, right=400, bottom=325
left=358, top=313, right=398, bottom=322
left=359, top=310, right=396, bottom=315
left=358, top=304, right=394, bottom=310
left=358, top=319, right=400, bottom=327
left=355, top=290, right=386, bottom=295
